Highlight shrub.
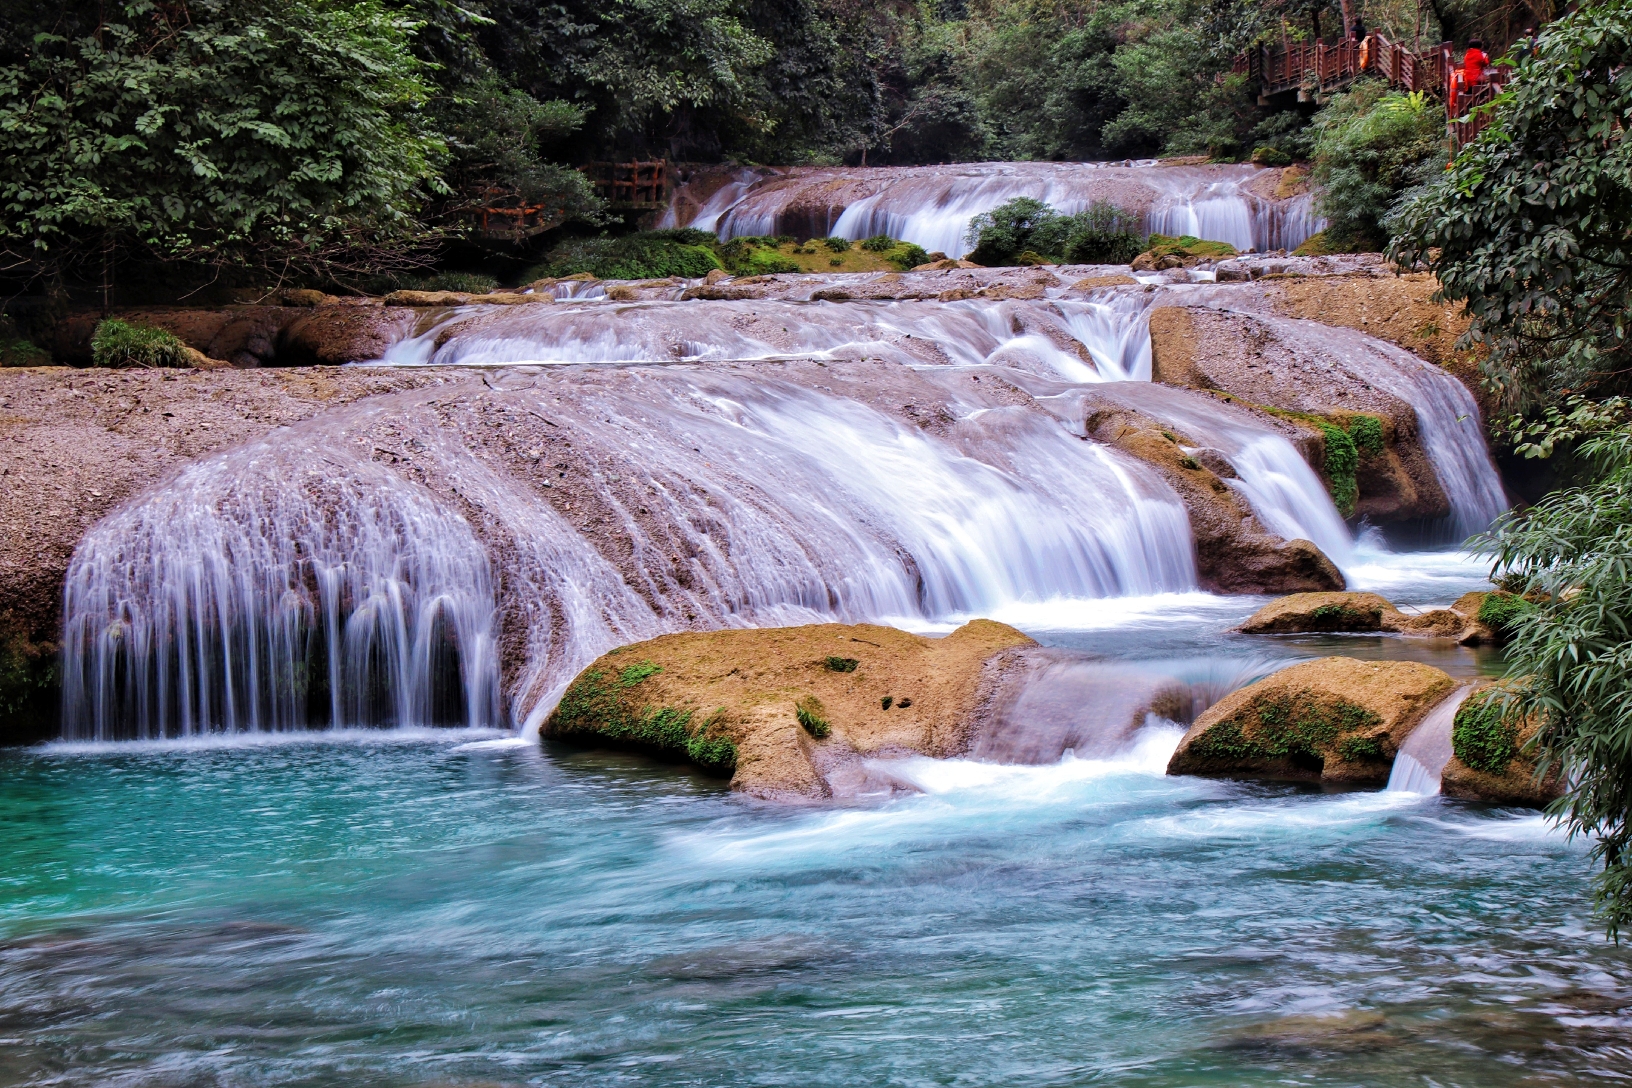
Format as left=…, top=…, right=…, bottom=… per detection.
left=823, top=236, right=852, bottom=252
left=416, top=271, right=499, bottom=294
left=1311, top=82, right=1445, bottom=251
left=861, top=235, right=895, bottom=252
left=535, top=231, right=724, bottom=280
left=90, top=320, right=191, bottom=368
left=823, top=656, right=859, bottom=672
left=887, top=243, right=930, bottom=271
left=967, top=198, right=1144, bottom=266
left=1452, top=694, right=1520, bottom=774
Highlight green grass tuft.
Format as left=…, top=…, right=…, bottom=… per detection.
left=91, top=320, right=191, bottom=368
left=795, top=695, right=830, bottom=738
left=823, top=656, right=859, bottom=672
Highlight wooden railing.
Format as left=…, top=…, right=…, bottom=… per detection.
left=1232, top=33, right=1504, bottom=150
left=582, top=160, right=669, bottom=206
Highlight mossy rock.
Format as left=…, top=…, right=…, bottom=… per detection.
left=543, top=620, right=1034, bottom=800
left=1238, top=592, right=1394, bottom=634
left=1440, top=684, right=1562, bottom=808
left=1168, top=657, right=1457, bottom=783
left=1131, top=235, right=1238, bottom=272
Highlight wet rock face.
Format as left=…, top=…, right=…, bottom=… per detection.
left=1167, top=657, right=1458, bottom=784
left=1148, top=306, right=1452, bottom=524
left=1078, top=397, right=1343, bottom=595
left=49, top=303, right=421, bottom=368
left=277, top=307, right=419, bottom=366
left=543, top=620, right=1036, bottom=801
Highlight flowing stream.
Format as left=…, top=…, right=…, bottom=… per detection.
left=12, top=256, right=1615, bottom=1085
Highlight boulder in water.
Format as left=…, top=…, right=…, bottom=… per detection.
left=1238, top=591, right=1469, bottom=637
left=543, top=620, right=1036, bottom=801
left=1439, top=686, right=1564, bottom=807
left=1167, top=657, right=1457, bottom=784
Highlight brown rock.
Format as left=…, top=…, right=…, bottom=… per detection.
left=1167, top=657, right=1458, bottom=784
left=1238, top=591, right=1470, bottom=638
left=278, top=307, right=419, bottom=366
left=912, top=259, right=981, bottom=271
left=383, top=289, right=472, bottom=307
left=1070, top=275, right=1139, bottom=290
left=543, top=620, right=1037, bottom=801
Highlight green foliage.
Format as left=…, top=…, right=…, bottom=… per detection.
left=967, top=198, right=1144, bottom=267
left=1, top=0, right=446, bottom=285
left=1140, top=234, right=1238, bottom=261
left=861, top=235, right=896, bottom=252
left=794, top=694, right=830, bottom=738
left=1337, top=734, right=1385, bottom=762
left=1347, top=414, right=1385, bottom=457
left=0, top=334, right=50, bottom=367
left=1389, top=5, right=1632, bottom=414
left=536, top=230, right=725, bottom=280
left=1251, top=146, right=1293, bottom=167
left=887, top=243, right=931, bottom=271
left=90, top=320, right=190, bottom=369
left=413, top=272, right=500, bottom=294
left=1310, top=603, right=1380, bottom=629
left=1318, top=421, right=1359, bottom=516
left=823, top=656, right=859, bottom=672
left=1310, top=81, right=1446, bottom=251
left=1452, top=693, right=1520, bottom=773
left=823, top=237, right=852, bottom=252
left=1476, top=416, right=1632, bottom=936
left=549, top=659, right=737, bottom=775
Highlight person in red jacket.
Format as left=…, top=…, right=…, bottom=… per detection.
left=1463, top=38, right=1490, bottom=84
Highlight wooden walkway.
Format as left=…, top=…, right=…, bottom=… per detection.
left=1233, top=32, right=1501, bottom=148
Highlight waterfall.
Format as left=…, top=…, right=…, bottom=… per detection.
left=1047, top=381, right=1355, bottom=567
left=669, top=162, right=1323, bottom=257
left=1387, top=685, right=1473, bottom=794
left=1262, top=317, right=1509, bottom=539
left=60, top=444, right=502, bottom=741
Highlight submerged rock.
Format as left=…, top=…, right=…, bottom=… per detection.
left=1238, top=591, right=1471, bottom=638
left=543, top=620, right=1036, bottom=801
left=1167, top=657, right=1457, bottom=784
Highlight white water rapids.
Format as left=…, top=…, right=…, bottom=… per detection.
left=663, top=162, right=1324, bottom=256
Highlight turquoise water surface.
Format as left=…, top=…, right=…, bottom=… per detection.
left=2, top=722, right=1627, bottom=1087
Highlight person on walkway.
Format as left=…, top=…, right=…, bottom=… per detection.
left=1463, top=38, right=1490, bottom=84
left=1350, top=14, right=1366, bottom=40
left=1512, top=28, right=1537, bottom=62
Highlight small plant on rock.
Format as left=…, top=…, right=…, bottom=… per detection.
left=795, top=695, right=830, bottom=738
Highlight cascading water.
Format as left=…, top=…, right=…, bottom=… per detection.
left=669, top=162, right=1324, bottom=256
left=60, top=445, right=501, bottom=741
left=1263, top=317, right=1509, bottom=539
left=1387, top=685, right=1473, bottom=794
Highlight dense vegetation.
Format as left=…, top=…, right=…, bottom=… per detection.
left=1390, top=2, right=1632, bottom=936
left=964, top=197, right=1143, bottom=265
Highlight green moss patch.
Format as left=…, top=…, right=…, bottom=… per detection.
left=1191, top=693, right=1383, bottom=769
left=1309, top=602, right=1382, bottom=629
left=1476, top=592, right=1535, bottom=639
left=1141, top=234, right=1239, bottom=262
left=823, top=656, right=859, bottom=672
left=548, top=659, right=737, bottom=775
left=1452, top=693, right=1520, bottom=774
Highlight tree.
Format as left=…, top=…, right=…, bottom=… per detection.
left=1389, top=2, right=1632, bottom=414
left=0, top=0, right=447, bottom=287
